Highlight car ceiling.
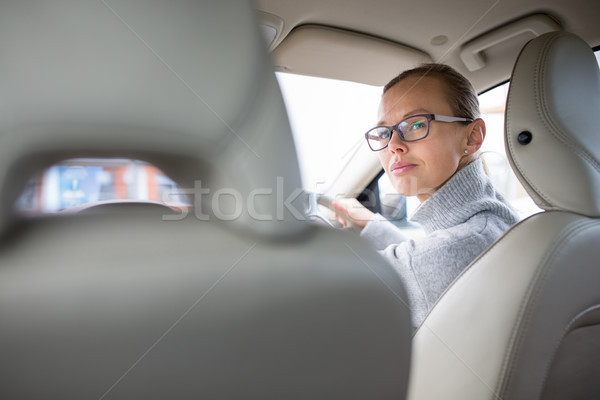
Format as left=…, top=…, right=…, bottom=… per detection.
left=255, top=0, right=600, bottom=92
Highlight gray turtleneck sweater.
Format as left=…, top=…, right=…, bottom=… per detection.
left=360, top=159, right=520, bottom=329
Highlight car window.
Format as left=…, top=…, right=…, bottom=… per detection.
left=16, top=158, right=189, bottom=214
left=276, top=72, right=382, bottom=191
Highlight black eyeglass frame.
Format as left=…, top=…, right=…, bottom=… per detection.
left=364, top=113, right=474, bottom=151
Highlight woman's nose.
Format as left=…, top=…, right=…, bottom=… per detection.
left=388, top=130, right=408, bottom=153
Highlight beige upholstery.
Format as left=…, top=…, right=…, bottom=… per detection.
left=506, top=32, right=600, bottom=216
left=408, top=31, right=600, bottom=399
left=0, top=1, right=411, bottom=398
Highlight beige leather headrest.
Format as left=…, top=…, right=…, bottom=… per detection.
left=506, top=31, right=600, bottom=216
left=0, top=0, right=306, bottom=236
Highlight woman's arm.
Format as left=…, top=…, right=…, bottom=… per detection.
left=331, top=198, right=375, bottom=228
left=332, top=197, right=410, bottom=249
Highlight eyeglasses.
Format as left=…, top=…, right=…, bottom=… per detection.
left=364, top=114, right=474, bottom=151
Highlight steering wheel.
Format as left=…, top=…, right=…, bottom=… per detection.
left=304, top=192, right=357, bottom=229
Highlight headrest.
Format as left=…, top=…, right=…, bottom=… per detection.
left=505, top=31, right=600, bottom=216
left=0, top=0, right=306, bottom=236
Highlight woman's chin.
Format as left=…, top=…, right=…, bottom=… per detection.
left=394, top=185, right=436, bottom=202
left=394, top=187, right=417, bottom=198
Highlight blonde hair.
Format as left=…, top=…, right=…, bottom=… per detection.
left=383, top=63, right=480, bottom=120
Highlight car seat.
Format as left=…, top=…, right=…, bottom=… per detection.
left=0, top=1, right=411, bottom=398
left=407, top=31, right=600, bottom=400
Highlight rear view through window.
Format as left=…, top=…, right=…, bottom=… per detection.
left=16, top=158, right=189, bottom=214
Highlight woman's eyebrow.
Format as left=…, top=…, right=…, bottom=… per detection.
left=377, top=108, right=430, bottom=125
left=402, top=108, right=430, bottom=118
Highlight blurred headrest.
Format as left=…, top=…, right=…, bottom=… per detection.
left=0, top=0, right=306, bottom=236
left=505, top=31, right=600, bottom=216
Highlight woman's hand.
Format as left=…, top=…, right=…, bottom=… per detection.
left=331, top=198, right=375, bottom=229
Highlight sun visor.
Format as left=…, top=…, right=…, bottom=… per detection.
left=272, top=25, right=431, bottom=86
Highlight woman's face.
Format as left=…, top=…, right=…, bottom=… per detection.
left=377, top=76, right=469, bottom=202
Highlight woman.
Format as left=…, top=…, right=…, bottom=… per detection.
left=333, top=63, right=519, bottom=329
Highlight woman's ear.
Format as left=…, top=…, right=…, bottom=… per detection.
left=465, top=118, right=486, bottom=153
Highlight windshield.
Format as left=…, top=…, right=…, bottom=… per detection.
left=276, top=72, right=382, bottom=191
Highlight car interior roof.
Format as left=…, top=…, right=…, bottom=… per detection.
left=255, top=0, right=600, bottom=92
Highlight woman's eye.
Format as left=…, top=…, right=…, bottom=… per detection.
left=379, top=131, right=391, bottom=139
left=367, top=130, right=389, bottom=141
left=409, top=120, right=427, bottom=131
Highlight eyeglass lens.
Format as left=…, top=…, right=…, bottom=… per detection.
left=366, top=115, right=430, bottom=150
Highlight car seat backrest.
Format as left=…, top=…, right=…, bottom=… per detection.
left=0, top=1, right=412, bottom=399
left=0, top=0, right=303, bottom=237
left=408, top=31, right=600, bottom=400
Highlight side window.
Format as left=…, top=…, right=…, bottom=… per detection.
left=478, top=82, right=539, bottom=218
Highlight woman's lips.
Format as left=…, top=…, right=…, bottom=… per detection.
left=390, top=161, right=416, bottom=175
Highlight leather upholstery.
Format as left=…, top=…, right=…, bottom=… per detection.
left=0, top=1, right=412, bottom=398
left=408, top=32, right=600, bottom=400
left=0, top=0, right=304, bottom=237
left=505, top=31, right=600, bottom=216
left=0, top=215, right=412, bottom=399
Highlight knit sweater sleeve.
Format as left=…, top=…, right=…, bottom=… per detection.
left=360, top=213, right=410, bottom=250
